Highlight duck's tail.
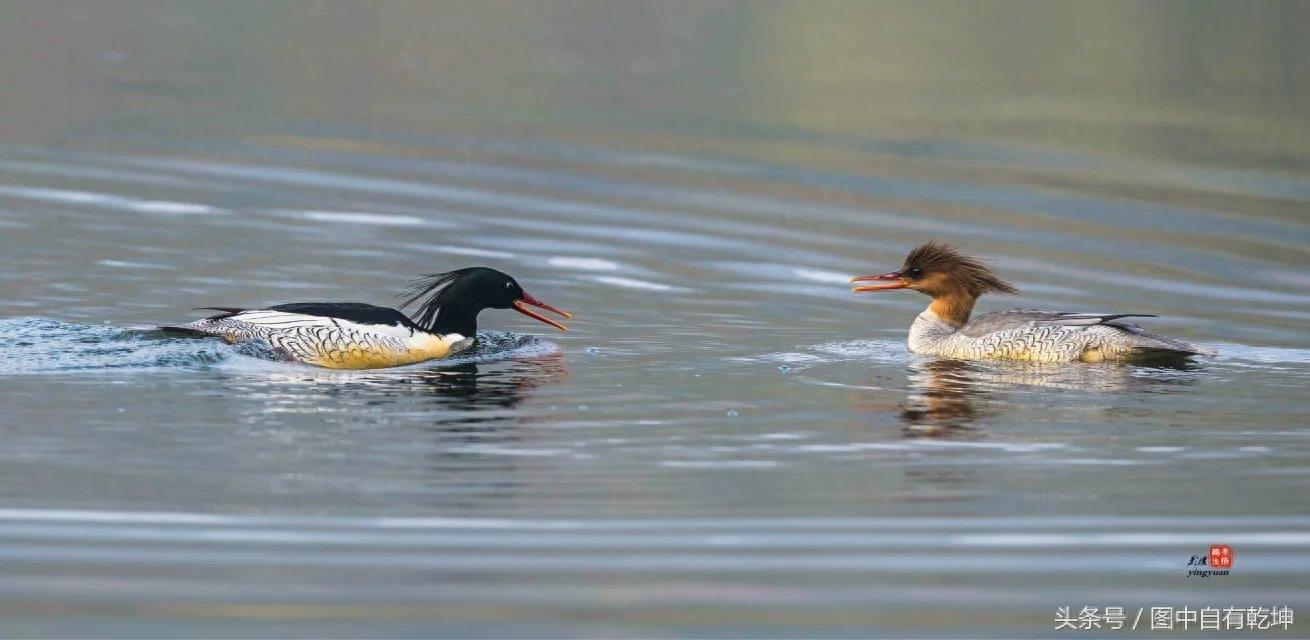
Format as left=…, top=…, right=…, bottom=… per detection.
left=157, top=324, right=215, bottom=338
left=157, top=307, right=248, bottom=337
left=1109, top=322, right=1217, bottom=359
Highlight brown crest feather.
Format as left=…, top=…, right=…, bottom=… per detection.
left=902, top=242, right=1019, bottom=298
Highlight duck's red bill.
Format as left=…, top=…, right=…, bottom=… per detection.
left=513, top=293, right=572, bottom=331
left=850, top=271, right=907, bottom=293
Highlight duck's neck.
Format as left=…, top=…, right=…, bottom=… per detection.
left=430, top=306, right=478, bottom=337
left=928, top=291, right=977, bottom=327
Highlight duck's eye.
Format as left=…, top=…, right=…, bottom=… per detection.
left=906, top=267, right=924, bottom=278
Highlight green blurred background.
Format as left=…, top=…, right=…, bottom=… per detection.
left=2, top=0, right=1307, bottom=175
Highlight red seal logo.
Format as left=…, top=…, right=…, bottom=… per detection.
left=1209, top=544, right=1232, bottom=568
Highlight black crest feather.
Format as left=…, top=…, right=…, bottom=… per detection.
left=395, top=268, right=481, bottom=330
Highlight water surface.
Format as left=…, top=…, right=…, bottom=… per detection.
left=0, top=2, right=1308, bottom=637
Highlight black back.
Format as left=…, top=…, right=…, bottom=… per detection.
left=267, top=302, right=422, bottom=328
left=197, top=268, right=522, bottom=336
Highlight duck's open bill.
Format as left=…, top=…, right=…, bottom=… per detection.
left=513, top=293, right=572, bottom=331
left=850, top=271, right=907, bottom=292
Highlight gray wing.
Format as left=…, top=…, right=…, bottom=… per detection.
left=959, top=308, right=1156, bottom=338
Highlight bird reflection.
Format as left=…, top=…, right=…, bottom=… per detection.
left=900, top=359, right=991, bottom=437
left=414, top=352, right=570, bottom=511
left=898, top=357, right=1201, bottom=437
left=410, top=351, right=570, bottom=426
left=219, top=347, right=571, bottom=513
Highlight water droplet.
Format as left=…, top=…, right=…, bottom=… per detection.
left=586, top=347, right=599, bottom=354
left=726, top=410, right=738, bottom=417
left=778, top=365, right=791, bottom=373
left=578, top=404, right=589, bottom=411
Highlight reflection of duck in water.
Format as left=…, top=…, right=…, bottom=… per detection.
left=900, top=359, right=991, bottom=437
left=414, top=352, right=571, bottom=416
left=851, top=243, right=1214, bottom=363
left=414, top=353, right=571, bottom=510
left=251, top=350, right=570, bottom=430
left=899, top=357, right=1200, bottom=436
left=160, top=268, right=570, bottom=369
